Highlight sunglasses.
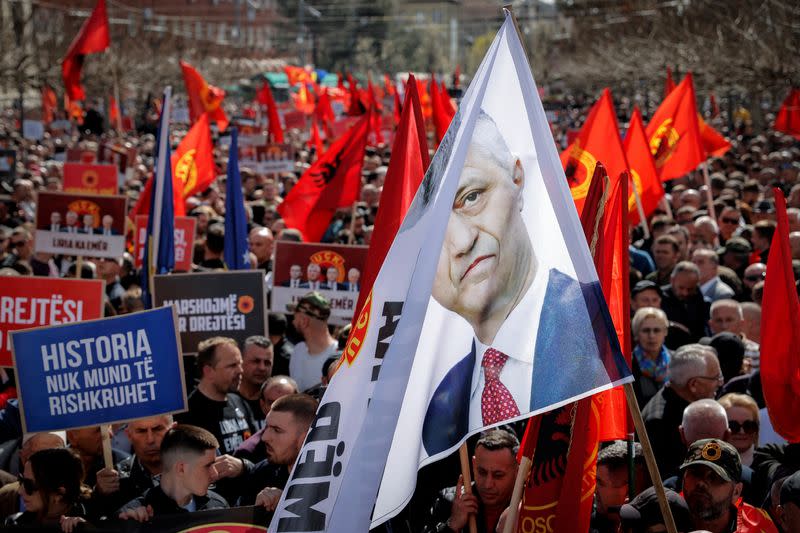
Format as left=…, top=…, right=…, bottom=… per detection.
left=17, top=474, right=37, bottom=494
left=10, top=240, right=26, bottom=248
left=729, top=420, right=759, bottom=434
left=745, top=273, right=765, bottom=282
left=721, top=217, right=739, bottom=224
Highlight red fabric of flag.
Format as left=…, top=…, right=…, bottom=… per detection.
left=383, top=74, right=395, bottom=96
left=393, top=88, right=402, bottom=127
left=309, top=119, right=323, bottom=156
left=42, top=85, right=58, bottom=124
left=171, top=113, right=216, bottom=199
left=561, top=88, right=628, bottom=215
left=61, top=0, right=110, bottom=101
left=698, top=116, right=731, bottom=157
left=314, top=88, right=336, bottom=133
left=277, top=113, right=370, bottom=242
left=624, top=107, right=664, bottom=225
left=109, top=95, right=120, bottom=126
left=646, top=72, right=705, bottom=181
left=439, top=81, right=456, bottom=117
left=256, top=83, right=284, bottom=143
left=347, top=74, right=429, bottom=333
left=285, top=66, right=312, bottom=86
left=293, top=84, right=315, bottom=115
left=774, top=88, right=800, bottom=141
left=430, top=75, right=453, bottom=144
left=760, top=189, right=800, bottom=443
left=664, top=67, right=676, bottom=99
left=709, top=92, right=720, bottom=118
left=180, top=60, right=229, bottom=131
left=346, top=74, right=366, bottom=116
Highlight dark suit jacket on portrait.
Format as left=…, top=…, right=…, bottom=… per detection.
left=422, top=269, right=628, bottom=457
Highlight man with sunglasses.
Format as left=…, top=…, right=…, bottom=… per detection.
left=0, top=227, right=33, bottom=269
left=643, top=344, right=723, bottom=477
left=717, top=206, right=742, bottom=244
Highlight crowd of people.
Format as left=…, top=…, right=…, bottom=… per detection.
left=0, top=85, right=798, bottom=533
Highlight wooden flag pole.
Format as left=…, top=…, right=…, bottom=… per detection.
left=624, top=383, right=678, bottom=533
left=100, top=423, right=114, bottom=469
left=75, top=255, right=84, bottom=279
left=502, top=456, right=531, bottom=533
left=347, top=201, right=358, bottom=245
left=630, top=174, right=651, bottom=240
left=458, top=443, right=478, bottom=533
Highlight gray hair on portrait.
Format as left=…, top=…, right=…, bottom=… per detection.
left=469, top=110, right=516, bottom=177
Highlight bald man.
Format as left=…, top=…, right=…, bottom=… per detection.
left=249, top=227, right=274, bottom=272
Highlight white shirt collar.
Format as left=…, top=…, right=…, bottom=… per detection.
left=469, top=266, right=548, bottom=399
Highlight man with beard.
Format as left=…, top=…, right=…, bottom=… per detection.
left=176, top=337, right=256, bottom=454
left=680, top=439, right=777, bottom=532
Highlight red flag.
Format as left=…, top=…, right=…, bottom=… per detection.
left=171, top=113, right=216, bottom=199
left=393, top=87, right=402, bottom=127
left=709, top=92, right=720, bottom=119
left=346, top=74, right=429, bottom=336
left=383, top=74, right=395, bottom=96
left=256, top=83, right=284, bottom=143
left=664, top=67, right=676, bottom=99
left=61, top=0, right=110, bottom=101
left=346, top=74, right=366, bottom=116
left=453, top=64, right=461, bottom=90
left=180, top=60, right=229, bottom=131
left=41, top=85, right=58, bottom=125
left=625, top=107, right=665, bottom=225
left=430, top=75, right=453, bottom=143
left=417, top=78, right=432, bottom=120
left=561, top=88, right=628, bottom=215
left=309, top=119, right=324, bottom=156
left=293, top=83, right=315, bottom=115
left=277, top=113, right=370, bottom=242
left=775, top=88, right=800, bottom=140
left=439, top=81, right=456, bottom=117
left=760, top=189, right=800, bottom=442
left=698, top=116, right=732, bottom=157
left=284, top=65, right=312, bottom=86
left=109, top=95, right=120, bottom=128
left=367, top=78, right=385, bottom=145
left=646, top=72, right=705, bottom=181
left=314, top=88, right=336, bottom=130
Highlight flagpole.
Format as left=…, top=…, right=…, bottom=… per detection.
left=502, top=456, right=531, bottom=533
left=348, top=202, right=358, bottom=245
left=701, top=162, right=716, bottom=220
left=630, top=174, right=651, bottom=239
left=458, top=443, right=479, bottom=533
left=624, top=383, right=678, bottom=533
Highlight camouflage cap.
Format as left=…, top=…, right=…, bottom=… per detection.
left=287, top=291, right=331, bottom=321
left=680, top=438, right=742, bottom=483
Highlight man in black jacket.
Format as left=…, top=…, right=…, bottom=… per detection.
left=117, top=425, right=228, bottom=520
left=660, top=261, right=711, bottom=347
left=176, top=337, right=256, bottom=454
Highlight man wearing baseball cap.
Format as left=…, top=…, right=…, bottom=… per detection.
left=287, top=292, right=337, bottom=392
left=777, top=471, right=800, bottom=533
left=681, top=438, right=777, bottom=532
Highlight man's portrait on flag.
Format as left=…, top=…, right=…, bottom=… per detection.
left=421, top=110, right=623, bottom=457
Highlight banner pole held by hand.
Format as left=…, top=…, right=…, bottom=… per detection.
left=459, top=442, right=478, bottom=533
left=100, top=423, right=113, bottom=469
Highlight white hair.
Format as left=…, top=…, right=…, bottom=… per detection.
left=681, top=399, right=728, bottom=443
left=668, top=344, right=715, bottom=387
left=710, top=299, right=743, bottom=320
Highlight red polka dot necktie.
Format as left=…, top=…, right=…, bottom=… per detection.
left=481, top=348, right=520, bottom=426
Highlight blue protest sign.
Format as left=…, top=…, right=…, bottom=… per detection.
left=10, top=306, right=186, bottom=433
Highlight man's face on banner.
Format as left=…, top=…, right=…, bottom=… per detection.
left=432, top=119, right=530, bottom=328
left=290, top=265, right=302, bottom=280
left=307, top=263, right=321, bottom=281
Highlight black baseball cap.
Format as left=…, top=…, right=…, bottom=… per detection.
left=680, top=438, right=742, bottom=483
left=632, top=280, right=662, bottom=298
left=780, top=470, right=800, bottom=506
left=619, top=487, right=692, bottom=531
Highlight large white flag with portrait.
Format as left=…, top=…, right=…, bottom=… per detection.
left=268, top=12, right=632, bottom=533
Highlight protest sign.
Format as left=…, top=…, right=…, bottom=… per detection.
left=240, top=143, right=295, bottom=174
left=0, top=277, right=105, bottom=367
left=0, top=149, right=16, bottom=185
left=98, top=141, right=138, bottom=177
left=66, top=147, right=98, bottom=164
left=282, top=110, right=306, bottom=130
left=134, top=215, right=196, bottom=271
left=153, top=270, right=267, bottom=354
left=63, top=162, right=118, bottom=195
left=35, top=191, right=127, bottom=258
left=10, top=306, right=186, bottom=433
left=22, top=120, right=45, bottom=141
left=272, top=241, right=368, bottom=323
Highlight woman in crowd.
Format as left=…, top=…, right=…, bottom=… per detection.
left=631, top=307, right=671, bottom=406
left=719, top=392, right=760, bottom=466
left=5, top=448, right=90, bottom=531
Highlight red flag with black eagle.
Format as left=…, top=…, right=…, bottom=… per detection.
left=256, top=82, right=284, bottom=143
left=61, top=0, right=109, bottom=101
left=277, top=112, right=370, bottom=242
